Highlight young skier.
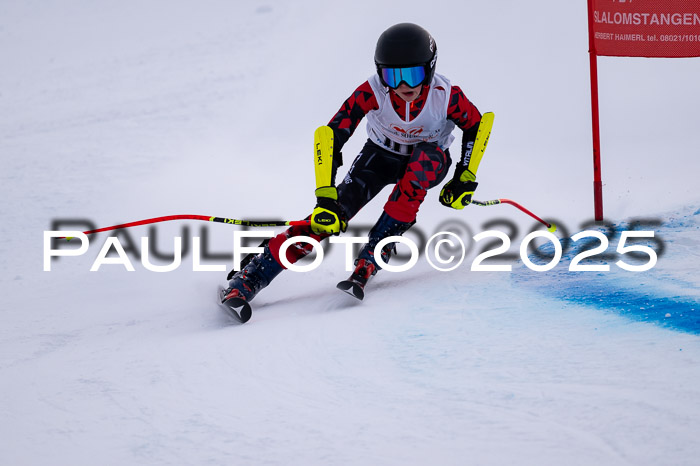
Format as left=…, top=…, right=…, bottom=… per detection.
left=222, top=22, right=485, bottom=312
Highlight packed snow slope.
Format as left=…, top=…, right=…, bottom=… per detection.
left=2, top=1, right=700, bottom=465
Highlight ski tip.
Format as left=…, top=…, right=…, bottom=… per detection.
left=223, top=297, right=252, bottom=323
left=237, top=302, right=252, bottom=323
left=218, top=286, right=252, bottom=323
left=336, top=280, right=364, bottom=301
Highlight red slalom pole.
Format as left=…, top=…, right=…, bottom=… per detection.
left=587, top=0, right=604, bottom=221
left=471, top=198, right=557, bottom=232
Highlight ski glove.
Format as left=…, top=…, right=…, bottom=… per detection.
left=439, top=179, right=478, bottom=210
left=311, top=187, right=347, bottom=235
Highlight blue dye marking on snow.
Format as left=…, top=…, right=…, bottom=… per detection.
left=513, top=267, right=700, bottom=334
left=514, top=270, right=700, bottom=334
left=513, top=208, right=700, bottom=334
left=552, top=280, right=700, bottom=334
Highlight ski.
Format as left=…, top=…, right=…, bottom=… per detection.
left=336, top=278, right=365, bottom=300
left=336, top=259, right=378, bottom=301
left=217, top=286, right=253, bottom=323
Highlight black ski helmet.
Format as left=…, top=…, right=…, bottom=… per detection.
left=374, top=23, right=437, bottom=88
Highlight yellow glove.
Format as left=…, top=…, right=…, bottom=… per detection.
left=439, top=179, right=478, bottom=210
left=311, top=187, right=347, bottom=235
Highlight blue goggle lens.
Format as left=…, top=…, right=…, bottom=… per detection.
left=379, top=66, right=426, bottom=89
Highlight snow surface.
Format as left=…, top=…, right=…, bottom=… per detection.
left=2, top=0, right=700, bottom=465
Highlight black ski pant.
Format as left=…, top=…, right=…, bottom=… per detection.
left=269, top=139, right=451, bottom=266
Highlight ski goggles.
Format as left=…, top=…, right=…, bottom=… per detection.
left=378, top=65, right=426, bottom=89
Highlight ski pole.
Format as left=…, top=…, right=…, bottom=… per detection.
left=471, top=199, right=557, bottom=232
left=65, top=215, right=310, bottom=239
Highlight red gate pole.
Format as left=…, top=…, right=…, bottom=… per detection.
left=586, top=0, right=604, bottom=221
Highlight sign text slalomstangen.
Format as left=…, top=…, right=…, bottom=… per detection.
left=592, top=0, right=700, bottom=57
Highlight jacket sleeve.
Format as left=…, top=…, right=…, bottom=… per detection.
left=326, top=81, right=379, bottom=180
left=447, top=86, right=483, bottom=179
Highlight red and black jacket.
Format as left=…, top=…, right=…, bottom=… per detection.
left=327, top=80, right=482, bottom=174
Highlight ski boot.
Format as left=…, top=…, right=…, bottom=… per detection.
left=220, top=246, right=283, bottom=322
left=337, top=211, right=414, bottom=300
